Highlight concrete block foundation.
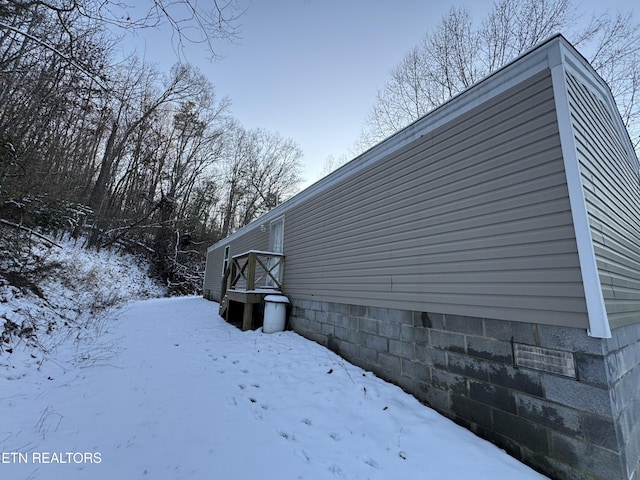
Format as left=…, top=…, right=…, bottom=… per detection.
left=288, top=298, right=640, bottom=480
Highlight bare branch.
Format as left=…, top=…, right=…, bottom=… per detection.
left=357, top=0, right=639, bottom=156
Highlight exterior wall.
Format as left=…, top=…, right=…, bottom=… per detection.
left=203, top=227, right=268, bottom=301
left=203, top=248, right=223, bottom=300
left=280, top=68, right=588, bottom=329
left=289, top=297, right=633, bottom=480
left=203, top=36, right=640, bottom=480
left=564, top=71, right=640, bottom=329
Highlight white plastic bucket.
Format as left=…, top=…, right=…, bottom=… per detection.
left=262, top=295, right=289, bottom=333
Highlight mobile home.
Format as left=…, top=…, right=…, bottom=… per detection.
left=204, top=35, right=640, bottom=480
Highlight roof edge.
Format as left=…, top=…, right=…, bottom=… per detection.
left=209, top=34, right=575, bottom=252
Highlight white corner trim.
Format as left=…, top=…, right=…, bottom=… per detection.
left=550, top=48, right=611, bottom=338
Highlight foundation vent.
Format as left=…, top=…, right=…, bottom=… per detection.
left=514, top=343, right=576, bottom=378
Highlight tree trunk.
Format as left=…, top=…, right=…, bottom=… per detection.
left=89, top=120, right=119, bottom=210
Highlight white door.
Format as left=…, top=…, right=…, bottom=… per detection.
left=267, top=217, right=284, bottom=287
left=269, top=217, right=284, bottom=254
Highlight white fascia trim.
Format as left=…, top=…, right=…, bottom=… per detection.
left=549, top=42, right=611, bottom=338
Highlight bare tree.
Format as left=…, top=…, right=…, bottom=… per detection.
left=220, top=124, right=303, bottom=237
left=0, top=0, right=242, bottom=59
left=237, top=128, right=303, bottom=226
left=0, top=5, right=115, bottom=197
left=581, top=11, right=640, bottom=145
left=357, top=0, right=640, bottom=152
left=320, top=154, right=350, bottom=177
left=88, top=59, right=184, bottom=211
left=480, top=0, right=575, bottom=70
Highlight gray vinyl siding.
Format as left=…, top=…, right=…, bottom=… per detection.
left=282, top=69, right=588, bottom=327
left=203, top=227, right=268, bottom=301
left=203, top=248, right=224, bottom=300
left=566, top=72, right=640, bottom=329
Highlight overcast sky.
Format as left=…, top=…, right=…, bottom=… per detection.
left=126, top=0, right=637, bottom=189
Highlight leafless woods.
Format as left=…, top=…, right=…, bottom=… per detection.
left=0, top=1, right=302, bottom=293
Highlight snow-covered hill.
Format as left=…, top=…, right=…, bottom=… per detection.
left=0, top=233, right=166, bottom=374
left=0, top=238, right=548, bottom=479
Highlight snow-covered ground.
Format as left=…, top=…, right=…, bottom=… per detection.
left=0, top=240, right=548, bottom=479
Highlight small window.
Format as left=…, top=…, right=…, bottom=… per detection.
left=222, top=246, right=230, bottom=276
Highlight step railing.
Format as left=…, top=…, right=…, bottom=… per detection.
left=221, top=250, right=285, bottom=300
left=219, top=250, right=285, bottom=329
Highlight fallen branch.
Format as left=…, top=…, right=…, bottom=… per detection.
left=0, top=219, right=63, bottom=248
